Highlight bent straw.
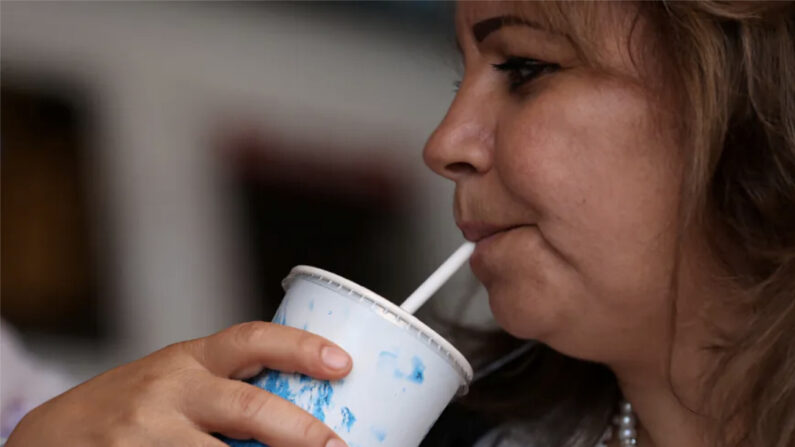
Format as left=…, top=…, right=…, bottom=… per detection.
left=400, top=242, right=476, bottom=314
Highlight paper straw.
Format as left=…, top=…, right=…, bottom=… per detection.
left=400, top=241, right=476, bottom=314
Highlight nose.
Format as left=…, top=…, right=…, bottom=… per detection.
left=423, top=82, right=495, bottom=181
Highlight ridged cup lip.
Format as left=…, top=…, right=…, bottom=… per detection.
left=283, top=265, right=474, bottom=393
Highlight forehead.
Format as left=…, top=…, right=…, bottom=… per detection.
left=456, top=1, right=656, bottom=81
left=455, top=1, right=572, bottom=37
left=455, top=1, right=642, bottom=48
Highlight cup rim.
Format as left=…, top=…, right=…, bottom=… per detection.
left=283, top=265, right=474, bottom=391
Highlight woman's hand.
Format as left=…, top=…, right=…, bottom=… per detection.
left=5, top=322, right=352, bottom=447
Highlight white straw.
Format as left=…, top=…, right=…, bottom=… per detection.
left=400, top=242, right=476, bottom=314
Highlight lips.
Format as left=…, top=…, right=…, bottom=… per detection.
left=457, top=221, right=531, bottom=243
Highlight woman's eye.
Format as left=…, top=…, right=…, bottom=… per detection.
left=492, top=57, right=559, bottom=92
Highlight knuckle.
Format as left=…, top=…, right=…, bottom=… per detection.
left=178, top=337, right=215, bottom=371
left=129, top=372, right=184, bottom=410
left=161, top=340, right=192, bottom=357
left=154, top=340, right=199, bottom=369
left=122, top=402, right=150, bottom=428
left=165, top=364, right=204, bottom=399
left=233, top=386, right=270, bottom=423
left=231, top=321, right=273, bottom=348
left=129, top=371, right=161, bottom=398
left=296, top=330, right=320, bottom=358
left=102, top=408, right=148, bottom=445
left=173, top=339, right=201, bottom=358
left=128, top=359, right=202, bottom=406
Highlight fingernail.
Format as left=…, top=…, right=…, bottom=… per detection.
left=325, top=439, right=347, bottom=447
left=321, top=346, right=350, bottom=370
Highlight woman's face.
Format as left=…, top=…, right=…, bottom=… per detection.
left=424, top=2, right=684, bottom=365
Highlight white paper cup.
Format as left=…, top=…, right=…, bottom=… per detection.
left=223, top=266, right=473, bottom=447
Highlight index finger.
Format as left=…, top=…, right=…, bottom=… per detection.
left=194, top=321, right=353, bottom=380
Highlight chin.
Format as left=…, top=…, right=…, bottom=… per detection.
left=485, top=283, right=558, bottom=342
left=486, top=284, right=621, bottom=366
left=471, top=230, right=587, bottom=350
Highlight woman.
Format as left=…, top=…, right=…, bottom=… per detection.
left=7, top=2, right=794, bottom=447
left=424, top=2, right=794, bottom=447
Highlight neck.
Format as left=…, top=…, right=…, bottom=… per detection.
left=614, top=373, right=711, bottom=447
left=609, top=294, right=718, bottom=447
left=610, top=306, right=716, bottom=447
left=610, top=233, right=737, bottom=447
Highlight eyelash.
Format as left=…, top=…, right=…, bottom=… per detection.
left=493, top=57, right=560, bottom=92
left=452, top=57, right=559, bottom=93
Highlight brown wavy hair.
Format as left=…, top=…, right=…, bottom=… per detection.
left=456, top=2, right=795, bottom=447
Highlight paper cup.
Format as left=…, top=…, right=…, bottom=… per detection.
left=223, top=266, right=473, bottom=447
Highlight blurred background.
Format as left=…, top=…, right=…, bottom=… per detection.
left=1, top=1, right=497, bottom=385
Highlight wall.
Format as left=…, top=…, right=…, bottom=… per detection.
left=1, top=1, right=494, bottom=379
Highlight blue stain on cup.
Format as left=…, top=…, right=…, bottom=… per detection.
left=377, top=351, right=425, bottom=385
left=219, top=353, right=419, bottom=446
left=371, top=426, right=387, bottom=443
left=340, top=406, right=356, bottom=432
left=408, top=357, right=425, bottom=384
left=219, top=370, right=344, bottom=447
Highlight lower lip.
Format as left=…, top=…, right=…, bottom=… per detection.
left=472, top=226, right=530, bottom=259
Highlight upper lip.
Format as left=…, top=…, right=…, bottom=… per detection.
left=457, top=221, right=531, bottom=242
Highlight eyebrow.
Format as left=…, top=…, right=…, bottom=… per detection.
left=472, top=15, right=548, bottom=43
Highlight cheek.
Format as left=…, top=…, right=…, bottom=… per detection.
left=476, top=225, right=585, bottom=341
left=495, top=79, right=682, bottom=325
